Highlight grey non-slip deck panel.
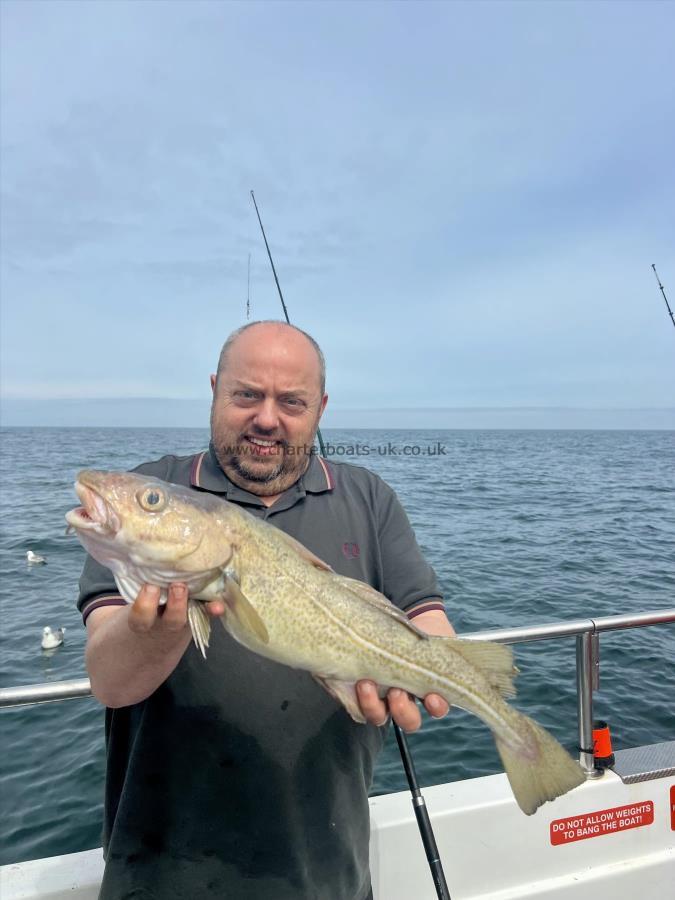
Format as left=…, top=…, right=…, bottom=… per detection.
left=613, top=740, right=675, bottom=784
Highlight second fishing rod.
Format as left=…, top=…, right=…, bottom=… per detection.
left=250, top=189, right=451, bottom=900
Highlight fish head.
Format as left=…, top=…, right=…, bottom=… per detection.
left=66, top=470, right=238, bottom=577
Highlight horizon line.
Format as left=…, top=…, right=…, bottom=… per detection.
left=2, top=397, right=674, bottom=413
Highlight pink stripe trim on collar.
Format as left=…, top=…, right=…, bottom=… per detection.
left=190, top=451, right=207, bottom=487
left=317, top=456, right=334, bottom=490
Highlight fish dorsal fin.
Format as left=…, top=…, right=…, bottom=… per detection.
left=221, top=573, right=270, bottom=645
left=451, top=639, right=519, bottom=698
left=274, top=529, right=333, bottom=571
left=333, top=574, right=430, bottom=640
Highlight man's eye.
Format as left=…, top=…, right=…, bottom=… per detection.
left=282, top=397, right=304, bottom=408
left=235, top=390, right=258, bottom=402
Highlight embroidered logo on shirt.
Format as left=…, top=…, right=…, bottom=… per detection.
left=342, top=542, right=360, bottom=559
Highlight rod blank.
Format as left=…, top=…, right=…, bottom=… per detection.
left=651, top=264, right=675, bottom=330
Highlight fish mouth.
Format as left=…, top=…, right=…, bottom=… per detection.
left=65, top=481, right=121, bottom=535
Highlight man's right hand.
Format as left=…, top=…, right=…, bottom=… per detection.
left=127, top=583, right=225, bottom=635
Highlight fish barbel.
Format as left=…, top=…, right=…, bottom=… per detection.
left=66, top=469, right=586, bottom=815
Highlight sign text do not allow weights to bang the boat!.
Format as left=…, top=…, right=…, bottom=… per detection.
left=550, top=801, right=654, bottom=845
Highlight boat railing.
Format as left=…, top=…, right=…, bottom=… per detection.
left=1, top=607, right=674, bottom=777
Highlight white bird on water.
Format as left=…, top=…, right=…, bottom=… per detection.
left=26, top=550, right=46, bottom=565
left=41, top=627, right=65, bottom=650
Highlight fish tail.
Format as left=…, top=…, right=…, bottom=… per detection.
left=495, top=715, right=586, bottom=815
left=187, top=599, right=212, bottom=659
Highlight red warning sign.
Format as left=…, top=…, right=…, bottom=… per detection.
left=550, top=801, right=654, bottom=845
left=670, top=786, right=675, bottom=831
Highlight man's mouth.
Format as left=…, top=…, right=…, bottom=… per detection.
left=243, top=435, right=283, bottom=458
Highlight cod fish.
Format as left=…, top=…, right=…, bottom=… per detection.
left=66, top=469, right=585, bottom=815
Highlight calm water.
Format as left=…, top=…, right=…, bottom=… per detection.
left=1, top=427, right=674, bottom=865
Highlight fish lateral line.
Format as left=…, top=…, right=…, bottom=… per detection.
left=305, top=592, right=507, bottom=711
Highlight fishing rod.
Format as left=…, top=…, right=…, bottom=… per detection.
left=651, top=264, right=675, bottom=331
left=250, top=190, right=327, bottom=458
left=395, top=725, right=451, bottom=900
left=250, top=190, right=291, bottom=325
left=247, top=253, right=251, bottom=320
left=250, top=189, right=451, bottom=900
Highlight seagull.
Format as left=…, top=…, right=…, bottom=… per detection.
left=41, top=626, right=65, bottom=650
left=27, top=550, right=46, bottom=565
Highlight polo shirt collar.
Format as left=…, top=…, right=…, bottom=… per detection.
left=302, top=452, right=335, bottom=493
left=191, top=443, right=334, bottom=506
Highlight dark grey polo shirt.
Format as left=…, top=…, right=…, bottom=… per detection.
left=78, top=446, right=444, bottom=900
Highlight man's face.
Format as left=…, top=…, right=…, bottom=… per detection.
left=210, top=325, right=327, bottom=497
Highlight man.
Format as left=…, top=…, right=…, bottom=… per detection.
left=79, top=321, right=454, bottom=900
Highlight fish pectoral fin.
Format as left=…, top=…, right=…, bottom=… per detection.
left=334, top=575, right=430, bottom=639
left=452, top=639, right=518, bottom=698
left=187, top=599, right=212, bottom=659
left=313, top=675, right=367, bottom=724
left=275, top=531, right=333, bottom=571
left=221, top=574, right=270, bottom=645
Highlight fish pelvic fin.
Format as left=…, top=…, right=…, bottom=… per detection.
left=187, top=599, right=211, bottom=659
left=496, top=717, right=586, bottom=815
left=451, top=639, right=518, bottom=698
left=313, top=675, right=367, bottom=724
left=221, top=574, right=270, bottom=646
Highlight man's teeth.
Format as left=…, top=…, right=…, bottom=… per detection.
left=248, top=437, right=277, bottom=447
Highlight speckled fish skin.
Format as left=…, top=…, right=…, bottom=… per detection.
left=67, top=469, right=586, bottom=815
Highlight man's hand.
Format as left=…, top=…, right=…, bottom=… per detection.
left=355, top=608, right=454, bottom=733
left=127, top=583, right=225, bottom=635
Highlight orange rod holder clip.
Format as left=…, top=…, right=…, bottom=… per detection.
left=593, top=720, right=615, bottom=769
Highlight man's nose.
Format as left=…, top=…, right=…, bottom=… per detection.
left=252, top=398, right=280, bottom=432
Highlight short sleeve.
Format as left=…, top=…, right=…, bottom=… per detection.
left=77, top=554, right=126, bottom=623
left=376, top=482, right=444, bottom=614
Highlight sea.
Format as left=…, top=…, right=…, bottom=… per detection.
left=1, top=427, right=674, bottom=866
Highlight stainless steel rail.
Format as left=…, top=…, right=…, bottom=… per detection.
left=0, top=678, right=92, bottom=708
left=2, top=608, right=674, bottom=777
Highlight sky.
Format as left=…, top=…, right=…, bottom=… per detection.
left=1, top=0, right=674, bottom=428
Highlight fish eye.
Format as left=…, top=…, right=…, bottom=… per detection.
left=137, top=487, right=166, bottom=512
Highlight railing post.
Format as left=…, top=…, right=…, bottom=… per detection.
left=576, top=631, right=600, bottom=778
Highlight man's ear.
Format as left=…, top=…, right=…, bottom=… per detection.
left=318, top=393, right=328, bottom=419
left=210, top=374, right=216, bottom=393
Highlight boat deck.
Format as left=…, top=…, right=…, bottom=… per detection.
left=2, top=748, right=673, bottom=900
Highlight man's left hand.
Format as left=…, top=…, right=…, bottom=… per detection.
left=355, top=681, right=449, bottom=732
left=355, top=608, right=454, bottom=733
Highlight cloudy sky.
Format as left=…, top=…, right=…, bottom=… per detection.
left=1, top=0, right=673, bottom=427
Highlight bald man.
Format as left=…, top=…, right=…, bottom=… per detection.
left=79, top=321, right=453, bottom=900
